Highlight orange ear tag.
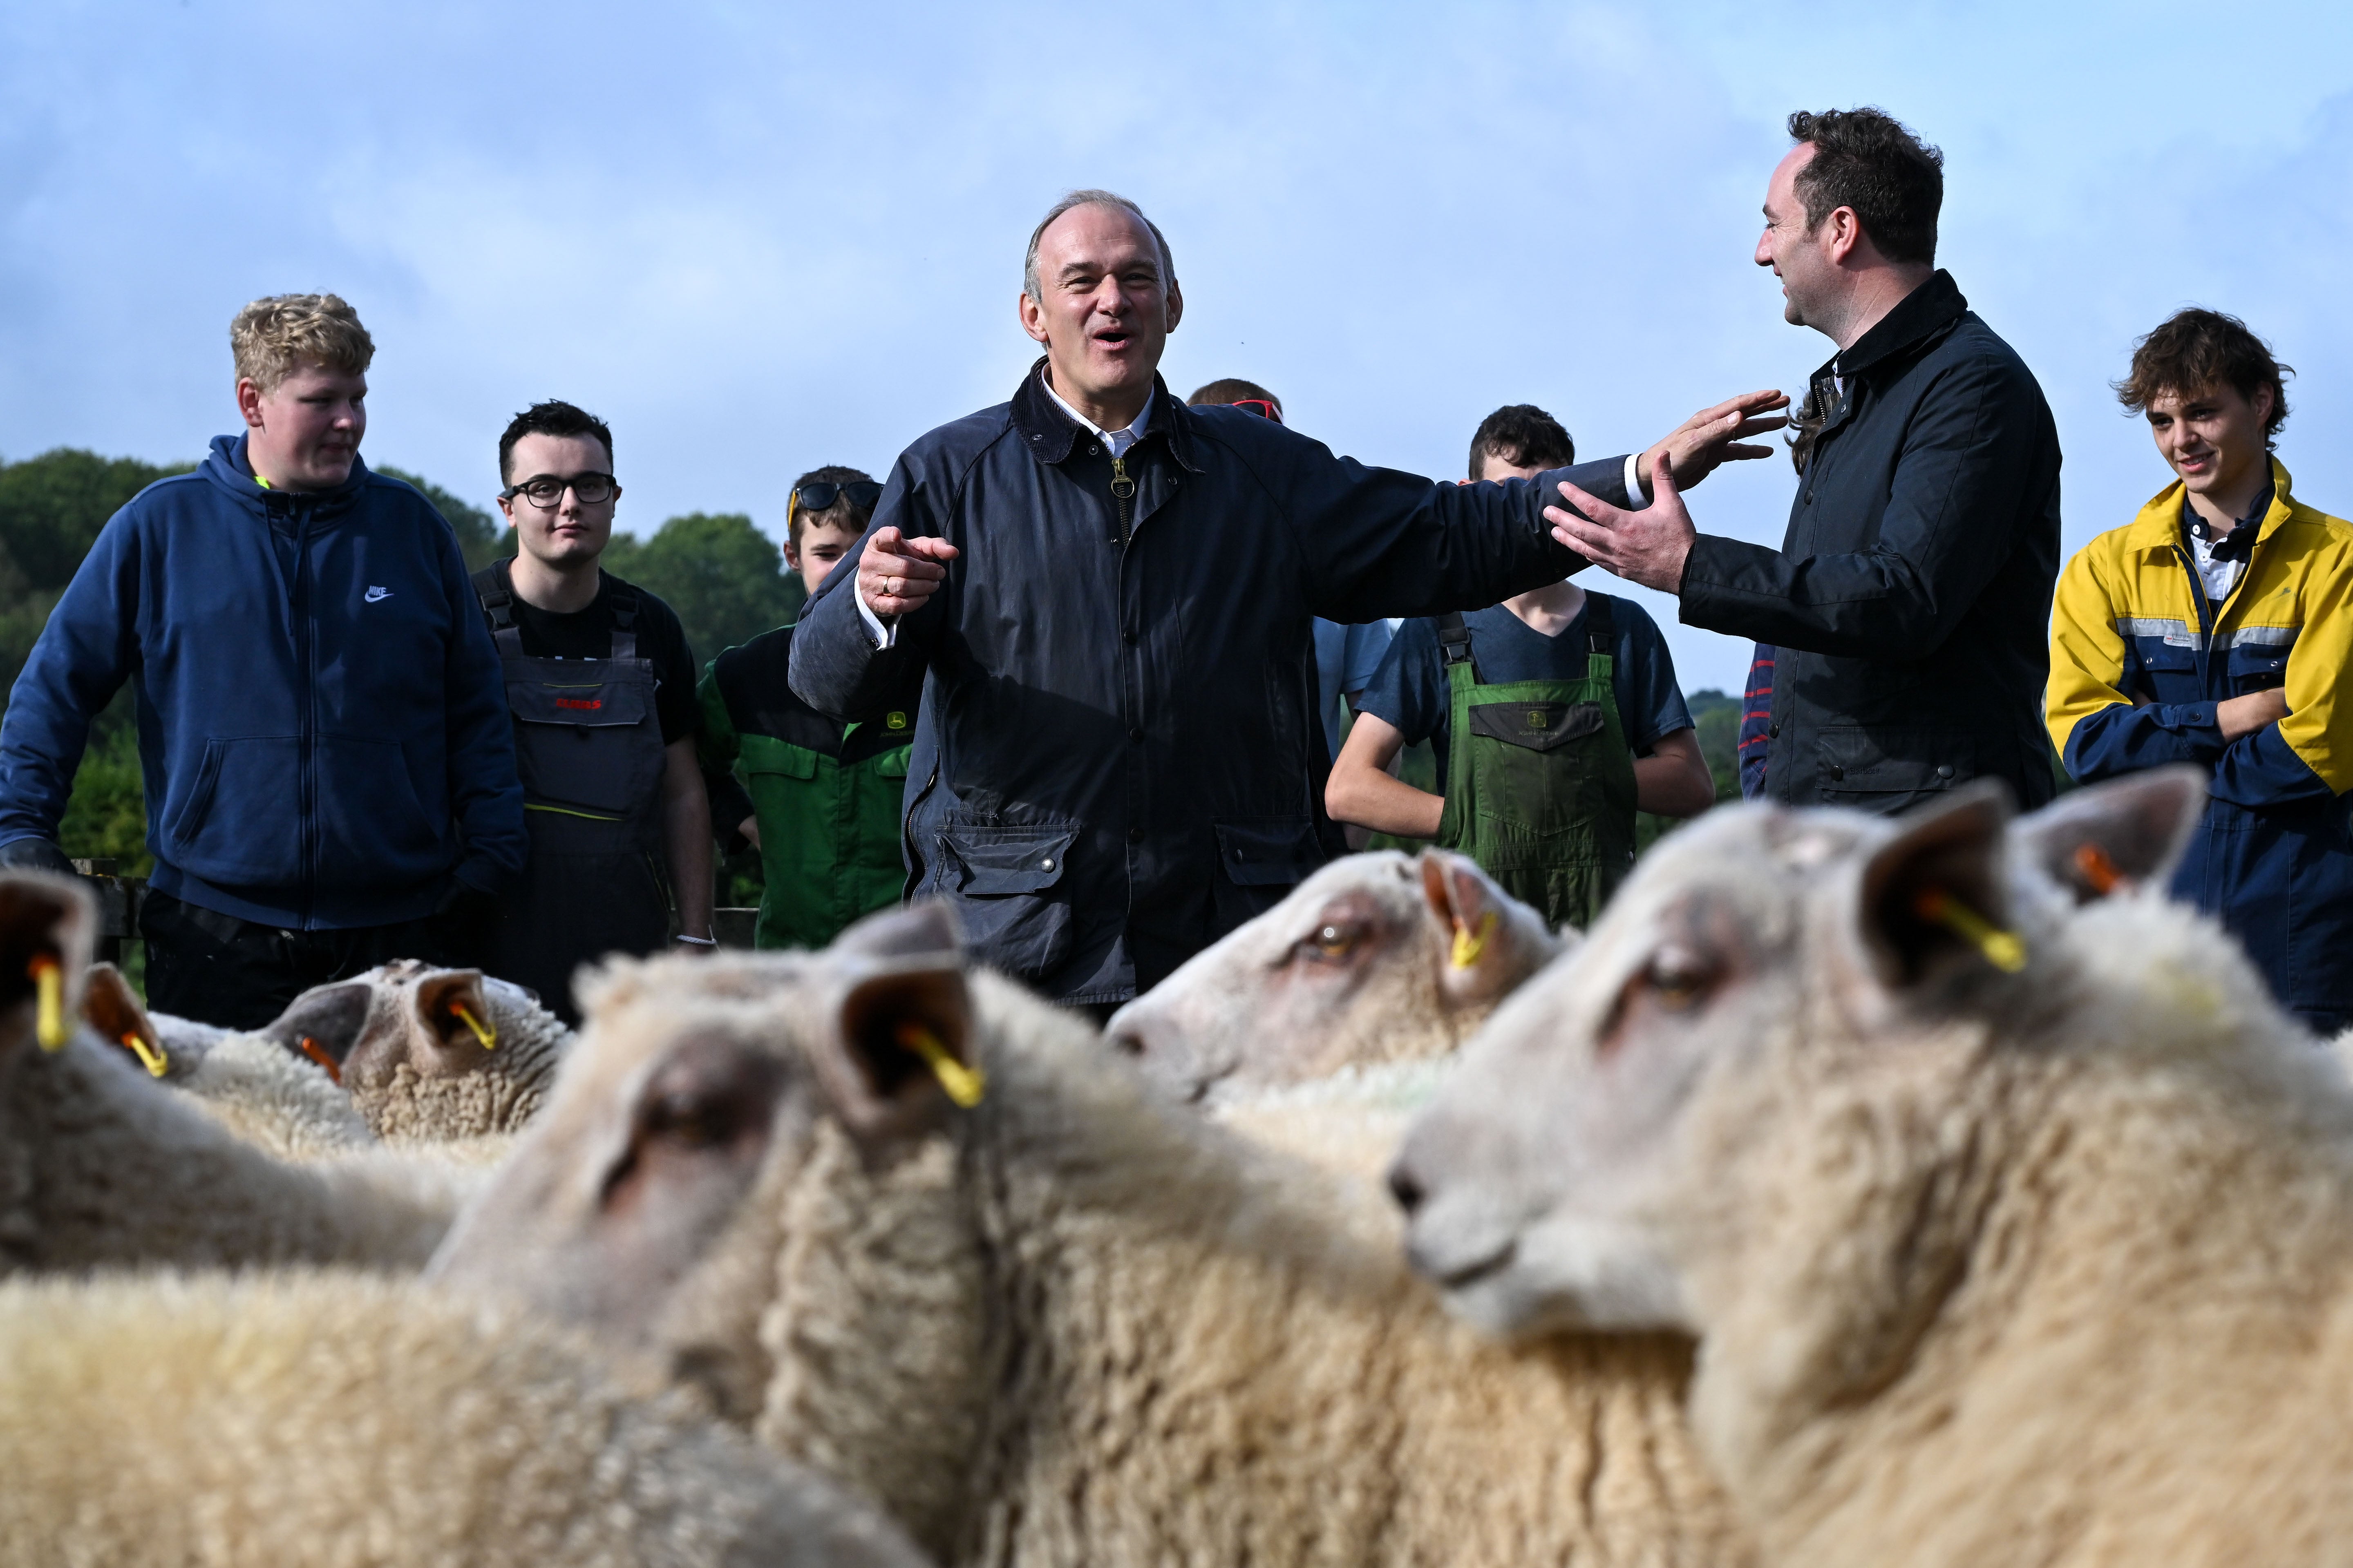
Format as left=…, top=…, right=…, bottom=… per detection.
left=297, top=1035, right=344, bottom=1085
left=1449, top=911, right=1499, bottom=970
left=2073, top=843, right=2123, bottom=896
left=1912, top=887, right=2027, bottom=973
left=27, top=956, right=67, bottom=1052
left=897, top=1023, right=985, bottom=1108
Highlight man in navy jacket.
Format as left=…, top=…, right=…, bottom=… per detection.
left=0, top=294, right=525, bottom=1027
left=790, top=190, right=1783, bottom=1009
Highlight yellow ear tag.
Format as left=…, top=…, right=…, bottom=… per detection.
left=27, top=956, right=67, bottom=1052
left=449, top=1002, right=497, bottom=1051
left=897, top=1023, right=985, bottom=1108
left=1912, top=887, right=2027, bottom=973
left=121, top=1032, right=168, bottom=1079
left=1449, top=911, right=1500, bottom=970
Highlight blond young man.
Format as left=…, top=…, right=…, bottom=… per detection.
left=0, top=294, right=524, bottom=1028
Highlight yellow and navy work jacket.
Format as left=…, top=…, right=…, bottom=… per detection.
left=2047, top=459, right=2353, bottom=1023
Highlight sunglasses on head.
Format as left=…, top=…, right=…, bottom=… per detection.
left=790, top=480, right=884, bottom=517
left=1229, top=399, right=1283, bottom=424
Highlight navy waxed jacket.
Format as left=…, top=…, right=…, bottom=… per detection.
left=1679, top=271, right=2062, bottom=814
left=0, top=436, right=526, bottom=929
left=789, top=361, right=1637, bottom=1004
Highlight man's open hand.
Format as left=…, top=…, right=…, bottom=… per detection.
left=857, top=526, right=959, bottom=619
left=1638, top=389, right=1792, bottom=490
left=1546, top=452, right=1698, bottom=594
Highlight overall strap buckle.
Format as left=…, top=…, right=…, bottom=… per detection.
left=1583, top=592, right=1615, bottom=657
left=604, top=579, right=640, bottom=662
left=1435, top=611, right=1485, bottom=684
left=472, top=561, right=523, bottom=652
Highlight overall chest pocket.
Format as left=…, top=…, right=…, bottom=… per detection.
left=507, top=676, right=665, bottom=816
left=1465, top=701, right=1605, bottom=752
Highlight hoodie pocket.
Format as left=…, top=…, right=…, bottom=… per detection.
left=313, top=735, right=446, bottom=888
left=163, top=736, right=305, bottom=887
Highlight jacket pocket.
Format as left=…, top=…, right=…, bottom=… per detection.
left=1815, top=728, right=1973, bottom=814
left=742, top=735, right=819, bottom=781
left=1210, top=816, right=1325, bottom=929
left=933, top=823, right=1078, bottom=983
left=314, top=735, right=447, bottom=889
left=162, top=735, right=303, bottom=887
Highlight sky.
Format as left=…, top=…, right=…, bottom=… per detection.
left=4, top=1, right=2351, bottom=692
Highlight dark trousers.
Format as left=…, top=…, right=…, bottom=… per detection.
left=139, top=889, right=454, bottom=1032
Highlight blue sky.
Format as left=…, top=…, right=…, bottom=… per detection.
left=4, top=1, right=2350, bottom=691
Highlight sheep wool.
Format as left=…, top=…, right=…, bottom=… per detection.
left=0, top=1270, right=928, bottom=1568
left=431, top=936, right=1752, bottom=1568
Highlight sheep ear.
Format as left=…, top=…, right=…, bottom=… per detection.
left=261, top=979, right=375, bottom=1069
left=1420, top=849, right=1550, bottom=1006
left=2011, top=766, right=2204, bottom=905
left=813, top=955, right=976, bottom=1144
left=0, top=871, right=96, bottom=1052
left=80, top=963, right=161, bottom=1063
left=830, top=900, right=963, bottom=964
left=414, top=969, right=497, bottom=1059
left=1852, top=780, right=2018, bottom=992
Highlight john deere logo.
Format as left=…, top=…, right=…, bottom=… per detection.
left=1526, top=709, right=1548, bottom=729
left=885, top=711, right=909, bottom=730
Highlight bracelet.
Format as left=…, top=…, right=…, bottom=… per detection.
left=674, top=934, right=719, bottom=948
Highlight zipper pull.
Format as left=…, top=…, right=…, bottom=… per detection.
left=1109, top=453, right=1136, bottom=501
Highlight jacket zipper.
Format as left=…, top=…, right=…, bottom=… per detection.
left=1109, top=453, right=1136, bottom=546
left=293, top=500, right=316, bottom=927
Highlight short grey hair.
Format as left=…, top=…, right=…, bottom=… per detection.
left=1022, top=189, right=1176, bottom=302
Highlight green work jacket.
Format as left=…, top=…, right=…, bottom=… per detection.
left=698, top=624, right=917, bottom=951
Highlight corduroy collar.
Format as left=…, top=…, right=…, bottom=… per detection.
left=1830, top=269, right=1967, bottom=383
left=1009, top=357, right=1200, bottom=473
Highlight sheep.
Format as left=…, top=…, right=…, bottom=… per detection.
left=114, top=960, right=569, bottom=1159
left=0, top=1268, right=928, bottom=1567
left=1387, top=767, right=2353, bottom=1567
left=429, top=906, right=1752, bottom=1568
left=1106, top=848, right=1562, bottom=1104
left=0, top=873, right=473, bottom=1273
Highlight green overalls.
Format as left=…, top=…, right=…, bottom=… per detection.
left=1431, top=600, right=1639, bottom=931
left=697, top=623, right=913, bottom=951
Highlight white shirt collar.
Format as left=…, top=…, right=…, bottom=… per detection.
left=1043, top=373, right=1153, bottom=458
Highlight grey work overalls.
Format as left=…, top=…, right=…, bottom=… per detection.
left=474, top=562, right=670, bottom=1023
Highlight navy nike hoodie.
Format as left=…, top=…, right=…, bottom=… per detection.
left=0, top=435, right=526, bottom=928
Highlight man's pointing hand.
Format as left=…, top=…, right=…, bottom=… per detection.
left=857, top=526, right=959, bottom=619
left=1546, top=452, right=1699, bottom=594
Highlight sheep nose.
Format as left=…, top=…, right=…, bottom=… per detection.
left=1386, top=1157, right=1427, bottom=1217
left=1106, top=1021, right=1146, bottom=1058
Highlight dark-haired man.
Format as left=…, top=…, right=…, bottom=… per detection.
left=790, top=188, right=1784, bottom=1009
left=2048, top=310, right=2353, bottom=1031
left=474, top=400, right=711, bottom=1022
left=698, top=467, right=922, bottom=950
left=1550, top=107, right=2063, bottom=815
left=1329, top=404, right=1713, bottom=929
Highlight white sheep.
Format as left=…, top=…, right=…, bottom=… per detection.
left=1106, top=848, right=1562, bottom=1103
left=0, top=873, right=472, bottom=1273
left=1389, top=768, right=2353, bottom=1566
left=429, top=907, right=1751, bottom=1568
left=0, top=1268, right=928, bottom=1567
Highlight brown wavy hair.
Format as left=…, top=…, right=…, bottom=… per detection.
left=2114, top=308, right=2293, bottom=448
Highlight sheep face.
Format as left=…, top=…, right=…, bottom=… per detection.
left=1106, top=849, right=1561, bottom=1102
left=263, top=961, right=500, bottom=1086
left=1391, top=772, right=2209, bottom=1350
left=428, top=902, right=980, bottom=1376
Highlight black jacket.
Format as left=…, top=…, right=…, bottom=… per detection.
left=1679, top=272, right=2061, bottom=813
left=789, top=361, right=1635, bottom=1002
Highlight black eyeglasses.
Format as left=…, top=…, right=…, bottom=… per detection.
left=501, top=472, right=620, bottom=508
left=790, top=480, right=883, bottom=517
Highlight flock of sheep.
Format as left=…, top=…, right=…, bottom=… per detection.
left=3, top=763, right=2346, bottom=1566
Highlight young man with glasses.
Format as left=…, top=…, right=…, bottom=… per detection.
left=697, top=466, right=922, bottom=948
left=475, top=400, right=711, bottom=1022
left=0, top=294, right=526, bottom=1028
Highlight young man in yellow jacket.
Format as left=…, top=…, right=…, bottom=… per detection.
left=2047, top=308, right=2353, bottom=1032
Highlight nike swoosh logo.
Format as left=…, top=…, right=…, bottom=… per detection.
left=364, top=586, right=391, bottom=603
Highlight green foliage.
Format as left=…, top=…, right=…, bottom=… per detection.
left=1635, top=688, right=1738, bottom=857
left=0, top=449, right=190, bottom=708
left=378, top=466, right=509, bottom=572
left=602, top=511, right=804, bottom=664
left=55, top=710, right=151, bottom=876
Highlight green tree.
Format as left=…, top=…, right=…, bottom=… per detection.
left=0, top=449, right=190, bottom=708
left=378, top=465, right=509, bottom=572
left=602, top=511, right=804, bottom=663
